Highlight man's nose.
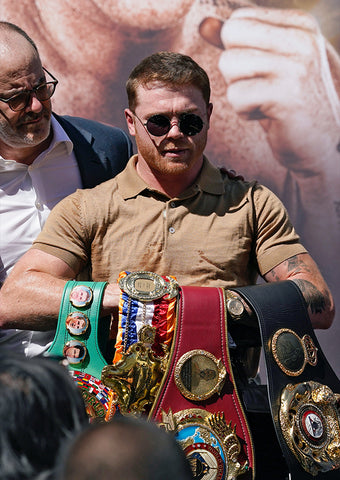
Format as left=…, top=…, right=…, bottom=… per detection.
left=167, top=122, right=183, bottom=138
left=25, top=93, right=44, bottom=112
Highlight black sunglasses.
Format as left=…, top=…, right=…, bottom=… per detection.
left=139, top=113, right=204, bottom=137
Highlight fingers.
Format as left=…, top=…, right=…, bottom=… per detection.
left=229, top=6, right=318, bottom=32
left=199, top=17, right=224, bottom=50
left=199, top=7, right=319, bottom=52
left=221, top=9, right=317, bottom=56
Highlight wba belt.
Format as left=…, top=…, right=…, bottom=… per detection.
left=232, top=280, right=340, bottom=479
left=150, top=285, right=254, bottom=480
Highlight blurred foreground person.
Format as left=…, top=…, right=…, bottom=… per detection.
left=58, top=414, right=194, bottom=480
left=0, top=354, right=88, bottom=480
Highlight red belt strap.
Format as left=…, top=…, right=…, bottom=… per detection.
left=151, top=286, right=254, bottom=478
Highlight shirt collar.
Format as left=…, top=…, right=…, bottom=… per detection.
left=117, top=155, right=225, bottom=200
left=50, top=115, right=73, bottom=155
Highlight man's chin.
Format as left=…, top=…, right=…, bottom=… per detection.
left=21, top=123, right=51, bottom=145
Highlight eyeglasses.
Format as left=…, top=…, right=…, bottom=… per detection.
left=137, top=113, right=204, bottom=137
left=0, top=67, right=58, bottom=112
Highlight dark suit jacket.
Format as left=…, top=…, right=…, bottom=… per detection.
left=54, top=114, right=133, bottom=188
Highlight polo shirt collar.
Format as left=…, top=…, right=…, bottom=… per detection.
left=118, top=154, right=224, bottom=200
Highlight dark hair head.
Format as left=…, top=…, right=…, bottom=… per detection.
left=0, top=21, right=38, bottom=52
left=126, top=51, right=210, bottom=111
left=0, top=354, right=88, bottom=480
left=59, top=414, right=193, bottom=480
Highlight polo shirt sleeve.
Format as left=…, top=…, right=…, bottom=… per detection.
left=252, top=184, right=307, bottom=276
left=32, top=190, right=89, bottom=273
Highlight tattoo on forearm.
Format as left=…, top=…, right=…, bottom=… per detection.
left=285, top=255, right=312, bottom=275
left=268, top=255, right=312, bottom=281
left=293, top=279, right=327, bottom=315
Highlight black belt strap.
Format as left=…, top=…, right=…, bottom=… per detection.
left=232, top=280, right=340, bottom=479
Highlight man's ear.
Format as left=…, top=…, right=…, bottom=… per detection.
left=124, top=109, right=136, bottom=136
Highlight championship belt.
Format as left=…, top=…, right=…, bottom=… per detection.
left=149, top=285, right=254, bottom=480
left=101, top=274, right=254, bottom=480
left=102, top=271, right=178, bottom=418
left=47, top=281, right=113, bottom=419
left=232, top=280, right=340, bottom=479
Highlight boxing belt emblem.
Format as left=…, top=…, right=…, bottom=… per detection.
left=47, top=280, right=113, bottom=419
left=280, top=381, right=340, bottom=476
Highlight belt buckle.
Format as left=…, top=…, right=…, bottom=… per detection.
left=118, top=271, right=179, bottom=301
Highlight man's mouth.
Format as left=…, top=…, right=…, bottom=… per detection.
left=19, top=112, right=49, bottom=126
left=20, top=116, right=43, bottom=125
left=162, top=147, right=188, bottom=156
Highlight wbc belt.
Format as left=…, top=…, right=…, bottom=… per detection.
left=232, top=280, right=340, bottom=479
left=47, top=280, right=113, bottom=419
left=150, top=286, right=254, bottom=480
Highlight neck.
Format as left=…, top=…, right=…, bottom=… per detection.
left=135, top=156, right=203, bottom=198
left=0, top=132, right=53, bottom=165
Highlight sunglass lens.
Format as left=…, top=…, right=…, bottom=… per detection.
left=180, top=114, right=203, bottom=136
left=10, top=92, right=29, bottom=111
left=146, top=115, right=171, bottom=136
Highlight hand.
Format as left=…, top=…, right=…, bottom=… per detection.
left=200, top=7, right=340, bottom=177
left=101, top=282, right=121, bottom=316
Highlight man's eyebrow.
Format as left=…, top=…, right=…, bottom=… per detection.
left=3, top=74, right=47, bottom=96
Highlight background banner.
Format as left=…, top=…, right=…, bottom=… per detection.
left=2, top=0, right=338, bottom=376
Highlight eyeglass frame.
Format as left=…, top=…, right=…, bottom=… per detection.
left=0, top=67, right=58, bottom=112
left=132, top=111, right=205, bottom=138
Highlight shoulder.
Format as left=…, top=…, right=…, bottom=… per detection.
left=53, top=113, right=132, bottom=148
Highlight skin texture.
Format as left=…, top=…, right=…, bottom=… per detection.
left=125, top=83, right=213, bottom=197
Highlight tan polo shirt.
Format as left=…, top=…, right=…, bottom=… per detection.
left=32, top=156, right=306, bottom=287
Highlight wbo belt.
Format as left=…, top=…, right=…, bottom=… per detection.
left=232, top=280, right=340, bottom=479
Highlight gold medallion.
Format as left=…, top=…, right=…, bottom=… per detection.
left=161, top=408, right=249, bottom=480
left=271, top=328, right=318, bottom=376
left=65, top=312, right=89, bottom=336
left=118, top=271, right=179, bottom=301
left=63, top=340, right=87, bottom=364
left=174, top=350, right=226, bottom=401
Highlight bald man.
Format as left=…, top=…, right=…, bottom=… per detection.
left=0, top=22, right=132, bottom=356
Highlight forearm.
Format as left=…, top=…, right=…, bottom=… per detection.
left=0, top=274, right=121, bottom=331
left=291, top=278, right=335, bottom=330
left=0, top=271, right=67, bottom=330
left=264, top=254, right=335, bottom=329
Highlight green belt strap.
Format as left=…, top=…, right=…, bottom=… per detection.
left=47, top=280, right=110, bottom=379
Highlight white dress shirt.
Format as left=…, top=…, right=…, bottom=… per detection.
left=0, top=116, right=82, bottom=356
